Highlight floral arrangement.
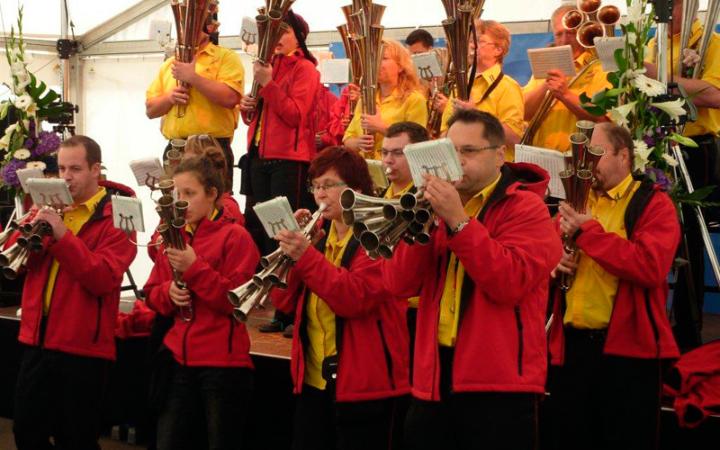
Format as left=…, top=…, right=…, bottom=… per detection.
left=0, top=7, right=63, bottom=196
left=580, top=0, right=712, bottom=205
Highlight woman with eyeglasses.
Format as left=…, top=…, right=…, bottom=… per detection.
left=270, top=146, right=410, bottom=450
left=343, top=39, right=428, bottom=160
left=439, top=20, right=525, bottom=160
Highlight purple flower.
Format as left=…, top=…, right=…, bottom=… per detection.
left=643, top=135, right=656, bottom=147
left=32, top=131, right=61, bottom=157
left=645, top=167, right=672, bottom=191
left=28, top=119, right=36, bottom=136
left=23, top=136, right=35, bottom=149
left=1, top=159, right=28, bottom=188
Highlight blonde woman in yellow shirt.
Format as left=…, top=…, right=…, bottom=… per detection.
left=343, top=39, right=428, bottom=160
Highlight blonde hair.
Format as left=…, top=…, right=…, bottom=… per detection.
left=183, top=135, right=230, bottom=192
left=382, top=39, right=421, bottom=100
left=475, top=20, right=511, bottom=63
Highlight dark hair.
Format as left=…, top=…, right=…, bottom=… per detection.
left=446, top=109, right=505, bottom=147
left=597, top=122, right=635, bottom=167
left=173, top=156, right=224, bottom=201
left=386, top=121, right=430, bottom=144
left=60, top=135, right=102, bottom=167
left=308, top=146, right=373, bottom=195
left=405, top=29, right=434, bottom=48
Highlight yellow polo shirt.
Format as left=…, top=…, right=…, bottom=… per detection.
left=146, top=43, right=244, bottom=139
left=383, top=182, right=419, bottom=308
left=344, top=89, right=428, bottom=160
left=522, top=52, right=609, bottom=152
left=43, top=187, right=107, bottom=314
left=564, top=174, right=640, bottom=329
left=647, top=20, right=720, bottom=137
left=438, top=174, right=501, bottom=346
left=440, top=64, right=525, bottom=160
left=304, top=222, right=353, bottom=390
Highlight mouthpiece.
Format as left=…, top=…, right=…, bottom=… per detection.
left=385, top=168, right=392, bottom=175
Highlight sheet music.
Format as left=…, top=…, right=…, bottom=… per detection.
left=26, top=179, right=73, bottom=207
left=112, top=196, right=145, bottom=233
left=240, top=16, right=259, bottom=49
left=515, top=144, right=566, bottom=199
left=403, top=138, right=463, bottom=187
left=16, top=167, right=44, bottom=192
left=320, top=59, right=351, bottom=84
left=253, top=196, right=300, bottom=239
left=527, top=45, right=576, bottom=79
left=594, top=37, right=624, bottom=72
left=129, top=157, right=164, bottom=187
left=366, top=159, right=389, bottom=189
left=412, top=51, right=444, bottom=80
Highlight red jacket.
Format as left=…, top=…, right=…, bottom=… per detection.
left=316, top=85, right=340, bottom=149
left=242, top=51, right=320, bottom=162
left=383, top=163, right=563, bottom=401
left=548, top=179, right=680, bottom=364
left=13, top=181, right=138, bottom=360
left=144, top=216, right=259, bottom=367
left=272, top=222, right=410, bottom=402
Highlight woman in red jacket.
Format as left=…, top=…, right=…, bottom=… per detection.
left=144, top=156, right=259, bottom=450
left=272, top=146, right=410, bottom=450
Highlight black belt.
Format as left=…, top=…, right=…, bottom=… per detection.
left=564, top=326, right=607, bottom=342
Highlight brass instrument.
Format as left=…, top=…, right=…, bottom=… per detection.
left=228, top=203, right=327, bottom=322
left=0, top=207, right=64, bottom=280
left=558, top=122, right=605, bottom=291
left=340, top=188, right=433, bottom=259
left=171, top=0, right=213, bottom=118
left=425, top=48, right=453, bottom=139
left=246, top=0, right=296, bottom=122
left=341, top=0, right=386, bottom=136
left=690, top=0, right=720, bottom=79
left=441, top=0, right=485, bottom=102
left=337, top=23, right=363, bottom=119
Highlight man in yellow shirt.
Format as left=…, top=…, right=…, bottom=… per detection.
left=522, top=5, right=610, bottom=153
left=440, top=20, right=525, bottom=161
left=551, top=123, right=680, bottom=450
left=645, top=0, right=720, bottom=349
left=145, top=19, right=244, bottom=187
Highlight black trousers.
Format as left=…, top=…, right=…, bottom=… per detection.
left=404, top=346, right=538, bottom=450
left=13, top=346, right=110, bottom=450
left=673, top=134, right=720, bottom=350
left=156, top=361, right=254, bottom=450
left=291, top=384, right=400, bottom=450
left=548, top=327, right=663, bottom=450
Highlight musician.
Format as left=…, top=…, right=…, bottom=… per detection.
left=645, top=0, right=720, bottom=349
left=145, top=11, right=243, bottom=186
left=144, top=156, right=260, bottom=450
left=383, top=110, right=562, bottom=450
left=10, top=136, right=137, bottom=450
left=522, top=5, right=610, bottom=152
left=319, top=84, right=359, bottom=149
left=440, top=20, right=525, bottom=160
left=343, top=39, right=428, bottom=160
left=271, top=146, right=410, bottom=450
left=405, top=28, right=435, bottom=55
left=548, top=123, right=680, bottom=450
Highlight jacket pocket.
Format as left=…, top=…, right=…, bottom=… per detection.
left=377, top=320, right=396, bottom=390
left=514, top=306, right=524, bottom=377
left=93, top=297, right=102, bottom=343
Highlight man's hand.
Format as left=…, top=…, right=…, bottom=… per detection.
left=546, top=69, right=570, bottom=100
left=360, top=112, right=388, bottom=135
left=34, top=207, right=67, bottom=241
left=345, top=135, right=375, bottom=153
left=239, top=94, right=258, bottom=112
left=171, top=60, right=198, bottom=85
left=166, top=245, right=197, bottom=273
left=434, top=92, right=449, bottom=112
left=347, top=83, right=360, bottom=102
left=558, top=202, right=592, bottom=237
left=276, top=230, right=311, bottom=262
left=551, top=250, right=579, bottom=278
left=167, top=86, right=190, bottom=106
left=452, top=98, right=475, bottom=112
left=422, top=174, right=468, bottom=230
left=253, top=61, right=273, bottom=87
left=169, top=281, right=191, bottom=307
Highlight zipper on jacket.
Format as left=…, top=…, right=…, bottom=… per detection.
left=514, top=306, right=524, bottom=377
left=93, top=297, right=102, bottom=343
left=376, top=320, right=396, bottom=390
left=643, top=289, right=661, bottom=358
left=227, top=316, right=235, bottom=354
left=38, top=265, right=60, bottom=346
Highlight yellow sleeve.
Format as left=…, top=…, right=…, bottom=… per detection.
left=701, top=34, right=720, bottom=89
left=217, top=49, right=245, bottom=94
left=440, top=95, right=454, bottom=133
left=146, top=59, right=172, bottom=100
left=404, top=91, right=429, bottom=127
left=496, top=80, right=526, bottom=137
left=343, top=101, right=363, bottom=141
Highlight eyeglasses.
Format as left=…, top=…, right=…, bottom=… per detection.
left=381, top=149, right=405, bottom=158
left=456, top=145, right=500, bottom=156
left=307, top=181, right=347, bottom=193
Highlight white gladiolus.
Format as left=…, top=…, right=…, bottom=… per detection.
left=633, top=140, right=652, bottom=172
left=609, top=101, right=637, bottom=127
left=662, top=154, right=679, bottom=167
left=651, top=99, right=687, bottom=123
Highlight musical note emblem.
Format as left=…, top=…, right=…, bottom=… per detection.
left=241, top=30, right=258, bottom=54
left=418, top=65, right=435, bottom=81
left=269, top=219, right=288, bottom=236
left=118, top=213, right=137, bottom=234
left=144, top=173, right=160, bottom=191
left=421, top=164, right=446, bottom=178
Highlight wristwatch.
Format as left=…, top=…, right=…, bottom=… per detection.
left=449, top=218, right=471, bottom=237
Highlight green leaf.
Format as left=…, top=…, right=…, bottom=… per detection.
left=669, top=133, right=698, bottom=148
left=604, top=87, right=624, bottom=98
left=613, top=48, right=627, bottom=74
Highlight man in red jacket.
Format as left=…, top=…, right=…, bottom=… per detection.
left=383, top=109, right=562, bottom=450
left=549, top=122, right=681, bottom=450
left=10, top=135, right=137, bottom=450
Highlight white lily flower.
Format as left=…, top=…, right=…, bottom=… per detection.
left=632, top=74, right=666, bottom=97
left=609, top=101, right=637, bottom=127
left=662, top=154, right=679, bottom=167
left=14, top=94, right=34, bottom=111
left=633, top=140, right=652, bottom=172
left=623, top=0, right=644, bottom=26
left=651, top=98, right=687, bottom=122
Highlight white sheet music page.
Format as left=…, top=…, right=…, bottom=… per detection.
left=403, top=138, right=463, bottom=188
left=26, top=179, right=73, bottom=207
left=527, top=45, right=576, bottom=79
left=253, top=197, right=300, bottom=239
left=129, top=157, right=164, bottom=187
left=320, top=59, right=351, bottom=84
left=16, top=167, right=44, bottom=192
left=112, top=196, right=145, bottom=233
left=412, top=52, right=444, bottom=80
left=594, top=37, right=624, bottom=72
left=515, top=145, right=566, bottom=199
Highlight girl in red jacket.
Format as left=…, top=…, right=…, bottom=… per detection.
left=272, top=146, right=410, bottom=450
left=144, top=156, right=260, bottom=450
